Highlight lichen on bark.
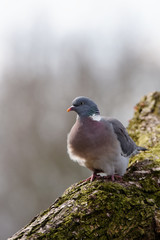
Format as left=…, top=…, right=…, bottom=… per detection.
left=9, top=92, right=160, bottom=240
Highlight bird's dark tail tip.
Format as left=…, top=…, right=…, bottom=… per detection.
left=137, top=146, right=148, bottom=152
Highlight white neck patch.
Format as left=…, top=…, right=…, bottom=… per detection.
left=90, top=114, right=101, bottom=121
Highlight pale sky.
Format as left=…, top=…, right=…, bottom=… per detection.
left=0, top=1, right=159, bottom=36
left=0, top=0, right=160, bottom=74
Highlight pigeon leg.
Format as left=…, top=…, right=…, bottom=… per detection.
left=103, top=174, right=123, bottom=182
left=114, top=175, right=123, bottom=181
left=103, top=175, right=114, bottom=181
left=111, top=175, right=115, bottom=181
left=90, top=172, right=98, bottom=182
left=83, top=171, right=100, bottom=182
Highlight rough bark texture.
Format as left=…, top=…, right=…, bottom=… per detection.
left=9, top=92, right=160, bottom=240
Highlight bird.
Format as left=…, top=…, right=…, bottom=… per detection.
left=67, top=96, right=147, bottom=181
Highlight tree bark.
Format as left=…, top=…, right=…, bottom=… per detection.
left=8, top=92, right=160, bottom=240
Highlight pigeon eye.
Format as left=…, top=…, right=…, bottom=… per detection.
left=80, top=102, right=85, bottom=105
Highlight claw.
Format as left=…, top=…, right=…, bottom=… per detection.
left=83, top=173, right=123, bottom=182
left=103, top=174, right=123, bottom=182
left=83, top=172, right=100, bottom=182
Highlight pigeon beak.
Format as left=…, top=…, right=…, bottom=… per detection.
left=67, top=106, right=74, bottom=112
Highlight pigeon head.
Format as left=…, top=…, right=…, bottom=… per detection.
left=67, top=96, right=100, bottom=117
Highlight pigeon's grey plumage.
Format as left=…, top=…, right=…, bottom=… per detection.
left=67, top=96, right=147, bottom=181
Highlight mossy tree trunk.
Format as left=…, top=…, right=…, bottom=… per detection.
left=9, top=92, right=160, bottom=240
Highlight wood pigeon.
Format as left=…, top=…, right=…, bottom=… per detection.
left=67, top=96, right=147, bottom=181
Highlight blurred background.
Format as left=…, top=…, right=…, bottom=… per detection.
left=0, top=0, right=160, bottom=239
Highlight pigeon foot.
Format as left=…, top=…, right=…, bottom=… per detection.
left=103, top=174, right=123, bottom=182
left=83, top=172, right=101, bottom=182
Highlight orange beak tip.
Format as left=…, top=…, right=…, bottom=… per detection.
left=67, top=107, right=71, bottom=112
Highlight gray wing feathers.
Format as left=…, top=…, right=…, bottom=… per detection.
left=104, top=118, right=137, bottom=156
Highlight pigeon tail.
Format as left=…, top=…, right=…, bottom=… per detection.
left=137, top=146, right=148, bottom=152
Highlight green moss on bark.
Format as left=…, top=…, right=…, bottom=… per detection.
left=128, top=91, right=160, bottom=147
